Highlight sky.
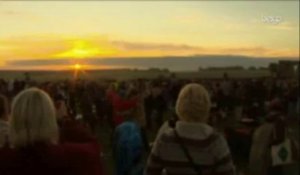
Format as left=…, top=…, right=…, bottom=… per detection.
left=0, top=1, right=299, bottom=70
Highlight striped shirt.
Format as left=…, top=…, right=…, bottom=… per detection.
left=145, top=121, right=235, bottom=175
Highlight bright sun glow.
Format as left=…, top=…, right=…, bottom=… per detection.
left=73, top=64, right=82, bottom=70
left=54, top=40, right=117, bottom=59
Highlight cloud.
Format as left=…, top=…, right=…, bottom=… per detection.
left=173, top=14, right=202, bottom=24
left=0, top=59, right=5, bottom=67
left=111, top=41, right=202, bottom=51
left=1, top=10, right=20, bottom=15
left=0, top=36, right=70, bottom=60
left=0, top=35, right=298, bottom=64
left=268, top=21, right=298, bottom=31
left=0, top=9, right=40, bottom=20
left=5, top=55, right=298, bottom=71
left=221, top=47, right=268, bottom=53
left=111, top=41, right=299, bottom=58
left=218, top=47, right=270, bottom=56
left=209, top=46, right=299, bottom=58
left=7, top=59, right=69, bottom=66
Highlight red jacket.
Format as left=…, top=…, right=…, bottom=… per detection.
left=0, top=142, right=104, bottom=175
left=108, top=91, right=138, bottom=126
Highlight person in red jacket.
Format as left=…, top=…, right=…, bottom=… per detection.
left=0, top=88, right=104, bottom=175
left=109, top=82, right=138, bottom=127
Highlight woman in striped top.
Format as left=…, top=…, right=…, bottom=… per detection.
left=145, top=83, right=236, bottom=175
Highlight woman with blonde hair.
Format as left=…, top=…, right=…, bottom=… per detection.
left=0, top=88, right=104, bottom=175
left=145, top=83, right=235, bottom=175
left=9, top=88, right=59, bottom=147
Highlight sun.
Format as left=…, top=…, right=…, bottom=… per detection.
left=71, top=63, right=86, bottom=79
left=73, top=63, right=82, bottom=70
left=54, top=40, right=117, bottom=59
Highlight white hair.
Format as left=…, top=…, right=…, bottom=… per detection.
left=9, top=88, right=59, bottom=147
left=176, top=83, right=211, bottom=122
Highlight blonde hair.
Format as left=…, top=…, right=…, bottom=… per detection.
left=176, top=83, right=211, bottom=122
left=9, top=88, right=59, bottom=147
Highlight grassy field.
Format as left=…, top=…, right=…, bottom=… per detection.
left=0, top=69, right=271, bottom=81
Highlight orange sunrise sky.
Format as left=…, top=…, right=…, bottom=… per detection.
left=0, top=1, right=299, bottom=70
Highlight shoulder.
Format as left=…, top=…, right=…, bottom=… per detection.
left=158, top=121, right=171, bottom=134
left=210, top=132, right=230, bottom=153
left=253, top=123, right=274, bottom=140
left=59, top=119, right=96, bottom=143
left=158, top=122, right=222, bottom=149
left=48, top=143, right=103, bottom=174
left=0, top=144, right=103, bottom=174
left=48, top=143, right=103, bottom=175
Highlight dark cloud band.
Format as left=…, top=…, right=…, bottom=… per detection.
left=5, top=55, right=297, bottom=71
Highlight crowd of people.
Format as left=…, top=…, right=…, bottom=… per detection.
left=0, top=74, right=299, bottom=175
